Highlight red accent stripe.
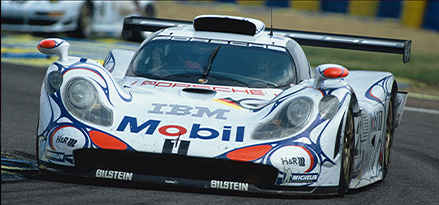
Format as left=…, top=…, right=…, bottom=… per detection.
left=368, top=88, right=382, bottom=103
left=39, top=39, right=57, bottom=49
left=323, top=67, right=349, bottom=78
left=89, top=130, right=127, bottom=150
left=227, top=145, right=272, bottom=162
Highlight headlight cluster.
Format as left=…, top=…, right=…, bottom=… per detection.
left=252, top=97, right=314, bottom=140
left=64, top=78, right=113, bottom=126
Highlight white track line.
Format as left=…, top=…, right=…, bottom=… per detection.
left=404, top=107, right=439, bottom=115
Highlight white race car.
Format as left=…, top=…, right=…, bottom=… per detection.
left=1, top=0, right=155, bottom=38
left=36, top=15, right=410, bottom=196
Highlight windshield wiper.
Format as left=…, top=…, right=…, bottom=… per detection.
left=201, top=45, right=221, bottom=79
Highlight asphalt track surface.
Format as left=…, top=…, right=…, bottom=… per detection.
left=1, top=62, right=438, bottom=204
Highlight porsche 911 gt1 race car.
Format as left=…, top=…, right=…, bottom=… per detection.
left=36, top=15, right=410, bottom=196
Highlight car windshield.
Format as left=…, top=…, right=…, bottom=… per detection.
left=130, top=38, right=296, bottom=88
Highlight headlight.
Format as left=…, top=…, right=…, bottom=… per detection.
left=252, top=97, right=314, bottom=140
left=66, top=79, right=97, bottom=110
left=318, top=95, right=339, bottom=119
left=45, top=71, right=63, bottom=94
left=286, top=98, right=313, bottom=127
left=64, top=78, right=113, bottom=126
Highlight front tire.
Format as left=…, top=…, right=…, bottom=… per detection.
left=69, top=3, right=93, bottom=38
left=338, top=108, right=355, bottom=196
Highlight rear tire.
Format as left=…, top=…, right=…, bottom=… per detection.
left=382, top=95, right=395, bottom=179
left=338, top=108, right=355, bottom=196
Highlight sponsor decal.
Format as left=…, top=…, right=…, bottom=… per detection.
left=117, top=116, right=245, bottom=142
left=162, top=138, right=190, bottom=155
left=95, top=169, right=133, bottom=181
left=210, top=180, right=249, bottom=191
left=49, top=126, right=85, bottom=151
left=55, top=136, right=77, bottom=147
left=148, top=103, right=230, bottom=120
left=270, top=145, right=317, bottom=173
left=277, top=170, right=319, bottom=184
left=270, top=145, right=320, bottom=185
left=45, top=150, right=65, bottom=162
left=45, top=150, right=74, bottom=164
left=285, top=173, right=319, bottom=183
left=371, top=110, right=383, bottom=132
left=132, top=80, right=265, bottom=96
left=281, top=157, right=306, bottom=167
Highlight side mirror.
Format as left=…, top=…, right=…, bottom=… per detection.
left=37, top=38, right=70, bottom=62
left=313, top=64, right=349, bottom=89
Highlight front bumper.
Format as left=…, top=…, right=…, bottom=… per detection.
left=40, top=149, right=339, bottom=196
left=1, top=18, right=76, bottom=33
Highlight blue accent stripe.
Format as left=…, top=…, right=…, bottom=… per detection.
left=1, top=53, right=50, bottom=58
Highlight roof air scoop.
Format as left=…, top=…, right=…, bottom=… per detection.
left=193, top=15, right=265, bottom=36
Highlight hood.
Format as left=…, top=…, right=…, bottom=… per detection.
left=111, top=77, right=285, bottom=158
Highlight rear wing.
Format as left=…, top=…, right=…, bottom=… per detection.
left=123, top=16, right=411, bottom=63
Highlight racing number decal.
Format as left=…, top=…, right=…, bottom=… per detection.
left=162, top=139, right=190, bottom=155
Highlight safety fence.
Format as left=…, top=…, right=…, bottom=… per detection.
left=216, top=1, right=438, bottom=32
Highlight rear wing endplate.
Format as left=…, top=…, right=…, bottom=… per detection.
left=123, top=16, right=411, bottom=63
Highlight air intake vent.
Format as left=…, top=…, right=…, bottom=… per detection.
left=182, top=87, right=215, bottom=94
left=193, top=15, right=265, bottom=36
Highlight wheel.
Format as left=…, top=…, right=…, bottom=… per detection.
left=382, top=96, right=395, bottom=179
left=36, top=121, right=52, bottom=177
left=36, top=120, right=45, bottom=177
left=69, top=3, right=93, bottom=38
left=338, top=108, right=355, bottom=196
left=144, top=5, right=156, bottom=17
left=36, top=119, right=40, bottom=167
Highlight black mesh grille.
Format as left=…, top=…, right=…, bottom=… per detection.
left=29, top=19, right=57, bottom=25
left=1, top=18, right=24, bottom=24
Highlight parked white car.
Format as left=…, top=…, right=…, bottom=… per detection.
left=1, top=0, right=155, bottom=38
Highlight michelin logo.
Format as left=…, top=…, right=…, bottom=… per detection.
left=289, top=173, right=318, bottom=183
